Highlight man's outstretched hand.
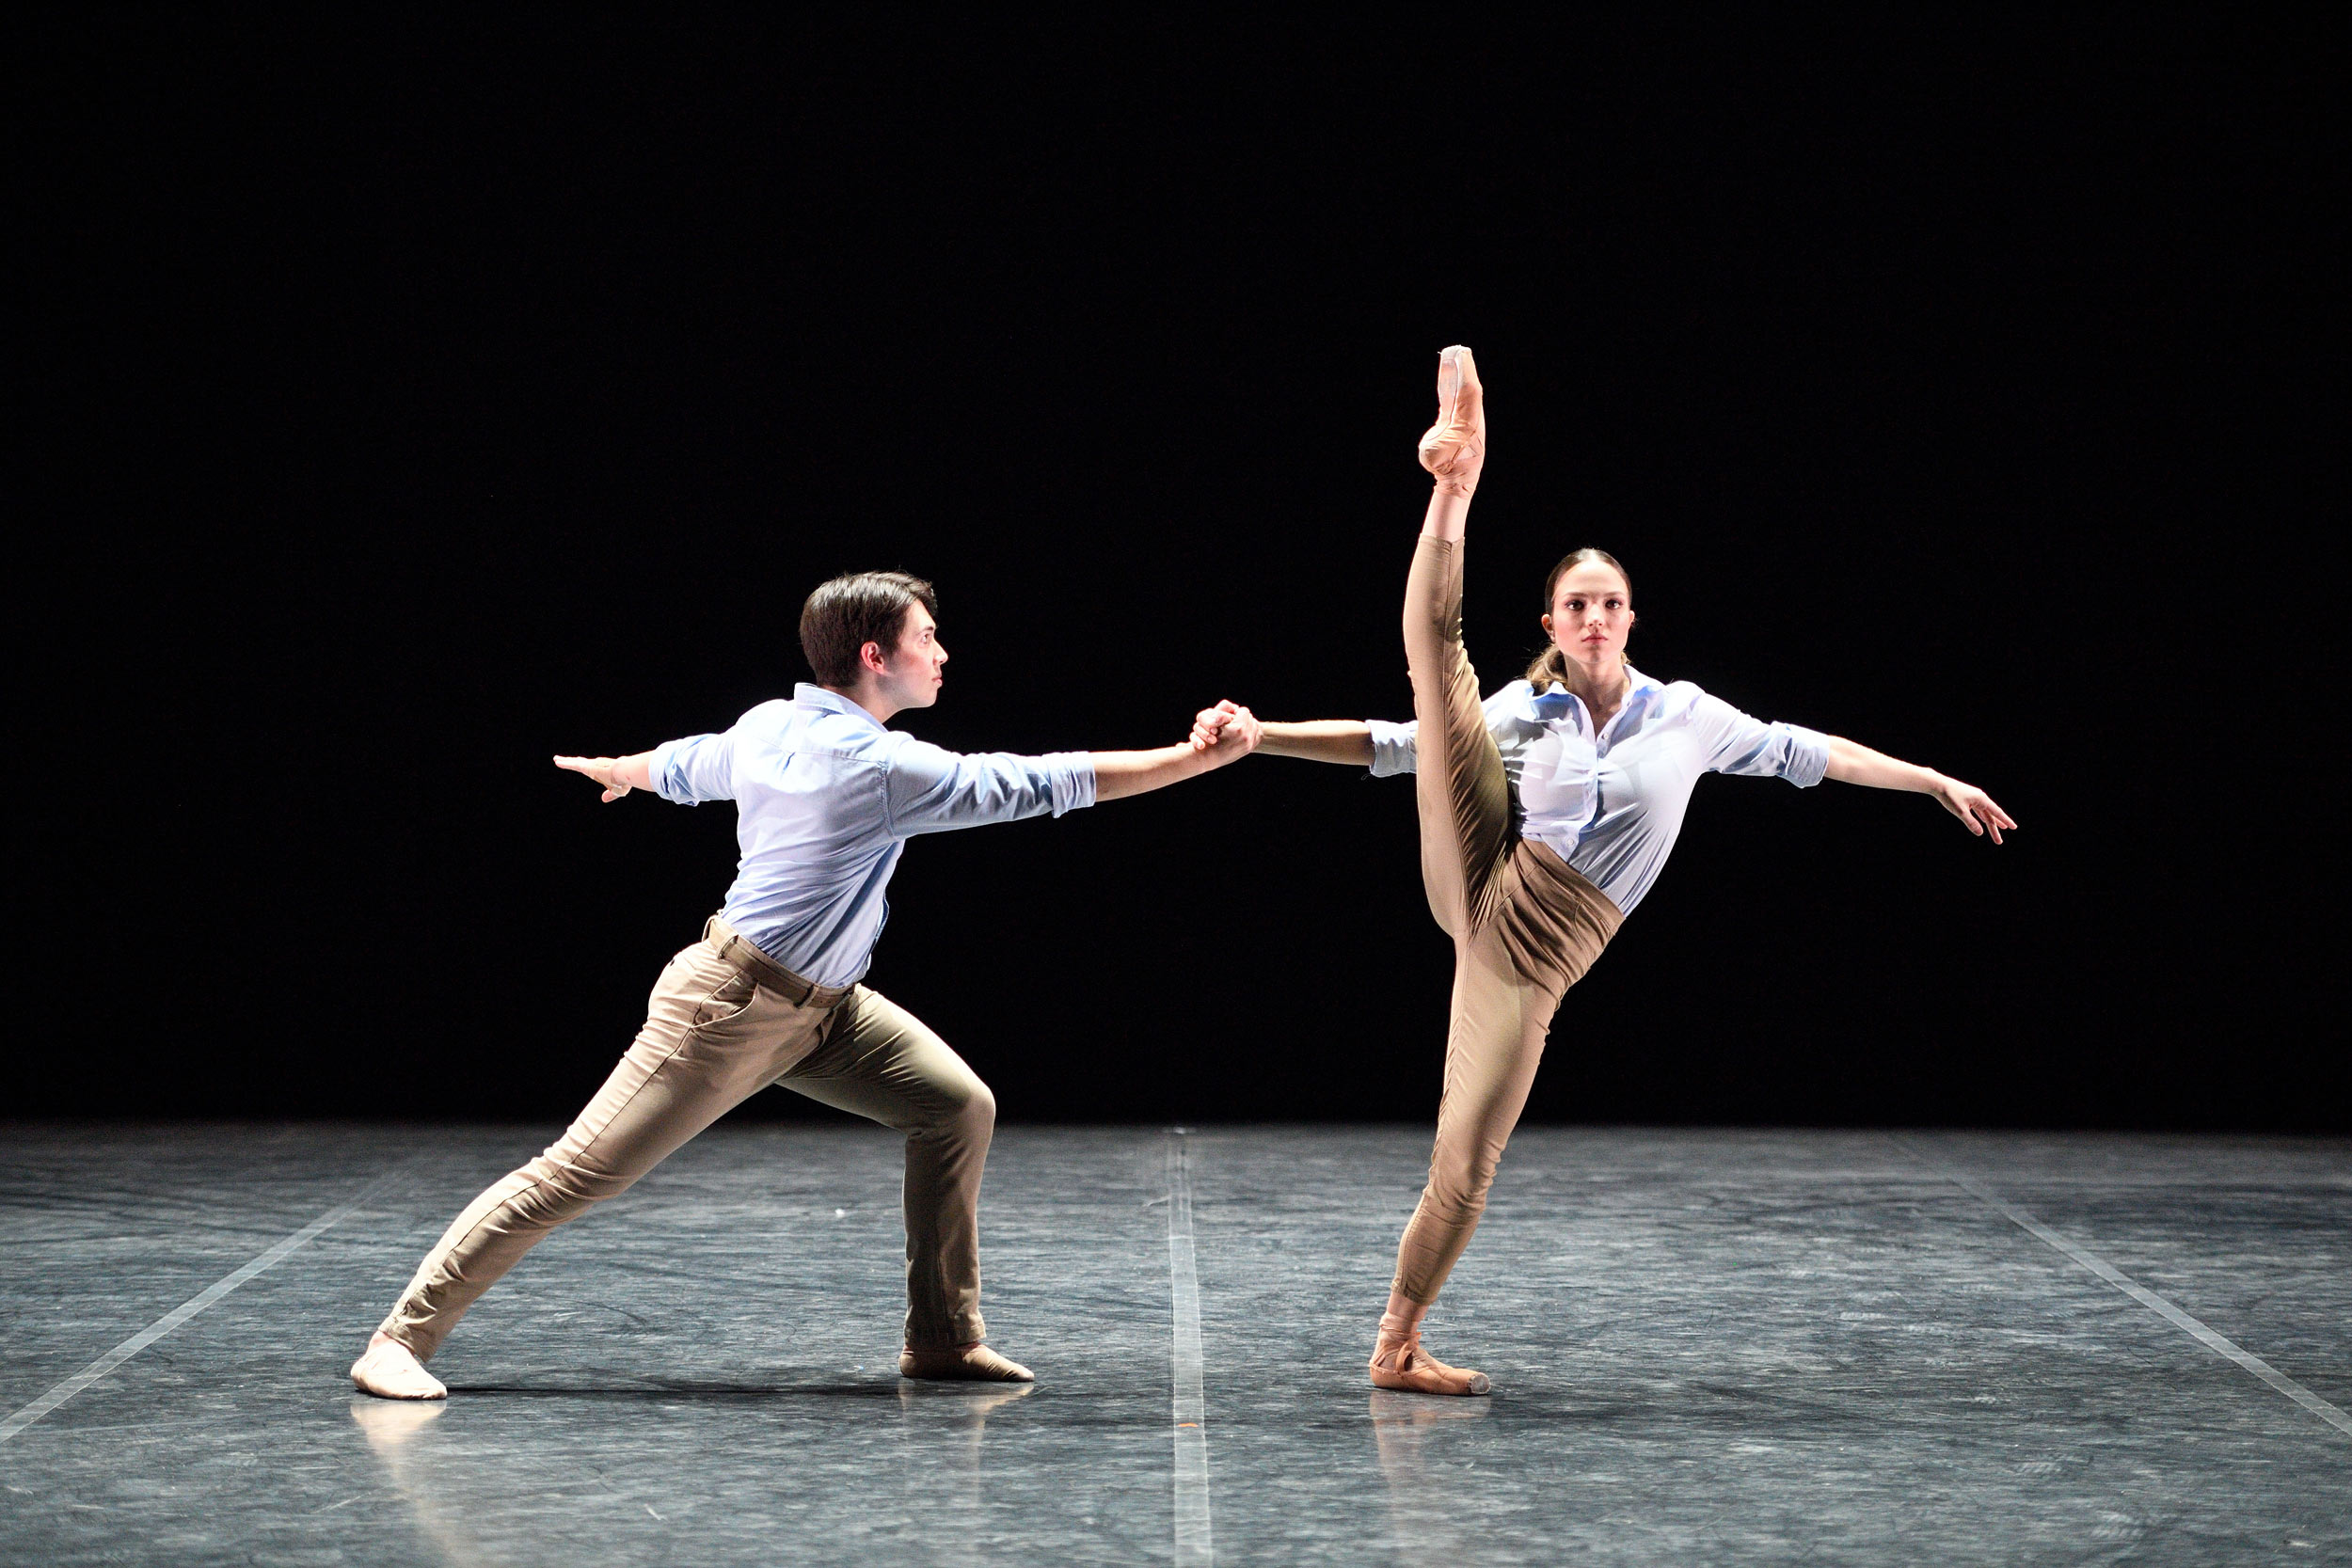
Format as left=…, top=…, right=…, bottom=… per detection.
left=555, top=754, right=634, bottom=802
left=1929, top=774, right=2016, bottom=845
left=1188, top=701, right=1263, bottom=759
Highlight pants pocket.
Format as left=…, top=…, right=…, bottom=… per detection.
left=689, top=967, right=760, bottom=1029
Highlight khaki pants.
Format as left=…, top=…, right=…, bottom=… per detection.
left=1392, top=534, right=1623, bottom=1305
left=378, top=917, right=996, bottom=1359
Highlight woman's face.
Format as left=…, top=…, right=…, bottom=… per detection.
left=1542, top=562, right=1635, bottom=666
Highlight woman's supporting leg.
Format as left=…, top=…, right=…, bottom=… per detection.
left=1374, top=845, right=1621, bottom=1395
left=1391, top=939, right=1557, bottom=1306
left=1373, top=925, right=1559, bottom=1396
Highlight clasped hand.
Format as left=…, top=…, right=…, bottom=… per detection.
left=1188, top=700, right=1263, bottom=757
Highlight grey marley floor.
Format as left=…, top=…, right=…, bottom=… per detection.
left=2, top=1123, right=2346, bottom=1566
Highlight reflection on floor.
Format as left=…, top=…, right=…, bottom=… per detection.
left=1, top=1124, right=2345, bottom=1564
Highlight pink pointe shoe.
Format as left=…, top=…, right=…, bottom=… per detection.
left=1369, top=1311, right=1491, bottom=1397
left=1416, top=344, right=1486, bottom=499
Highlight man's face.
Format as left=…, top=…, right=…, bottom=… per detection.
left=872, top=606, right=948, bottom=711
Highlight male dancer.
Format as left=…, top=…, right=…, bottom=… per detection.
left=352, top=569, right=1263, bottom=1398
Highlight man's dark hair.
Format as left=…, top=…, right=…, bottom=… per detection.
left=799, top=570, right=939, bottom=686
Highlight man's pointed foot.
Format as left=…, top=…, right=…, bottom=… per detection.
left=351, top=1330, right=447, bottom=1400
left=898, top=1341, right=1035, bottom=1383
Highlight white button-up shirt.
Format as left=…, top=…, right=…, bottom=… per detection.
left=1367, top=667, right=1831, bottom=916
left=651, top=685, right=1096, bottom=986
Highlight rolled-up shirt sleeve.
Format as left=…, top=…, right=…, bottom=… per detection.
left=1366, top=719, right=1419, bottom=778
left=1696, top=695, right=1831, bottom=788
left=884, top=742, right=1096, bottom=836
left=650, top=731, right=739, bottom=805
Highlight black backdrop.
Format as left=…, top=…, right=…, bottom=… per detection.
left=15, top=15, right=2340, bottom=1127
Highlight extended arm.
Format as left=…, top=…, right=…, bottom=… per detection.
left=1257, top=721, right=1376, bottom=766
left=1824, top=736, right=2015, bottom=843
left=1091, top=738, right=1245, bottom=800
left=563, top=743, right=1238, bottom=808
left=559, top=704, right=1264, bottom=816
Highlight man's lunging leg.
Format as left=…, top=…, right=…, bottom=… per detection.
left=783, top=987, right=1028, bottom=1382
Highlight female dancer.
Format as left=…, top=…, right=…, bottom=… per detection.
left=1195, top=346, right=2013, bottom=1395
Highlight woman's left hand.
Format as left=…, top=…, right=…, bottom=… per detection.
left=1930, top=775, right=2015, bottom=844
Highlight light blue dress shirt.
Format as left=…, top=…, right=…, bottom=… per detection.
left=1366, top=666, right=1831, bottom=916
left=649, top=684, right=1097, bottom=987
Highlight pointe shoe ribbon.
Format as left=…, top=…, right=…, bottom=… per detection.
left=1416, top=344, right=1486, bottom=499
left=898, top=1341, right=1035, bottom=1383
left=1368, top=1311, right=1491, bottom=1396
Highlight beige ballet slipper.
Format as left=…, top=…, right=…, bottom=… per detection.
left=898, top=1341, right=1035, bottom=1383
left=350, top=1330, right=447, bottom=1401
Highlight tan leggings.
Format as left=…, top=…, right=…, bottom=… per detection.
left=378, top=918, right=996, bottom=1359
left=1391, top=535, right=1623, bottom=1306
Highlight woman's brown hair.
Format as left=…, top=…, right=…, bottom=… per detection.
left=1523, top=547, right=1632, bottom=688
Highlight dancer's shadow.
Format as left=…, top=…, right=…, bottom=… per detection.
left=897, top=1381, right=1037, bottom=1524
left=1371, top=1389, right=1496, bottom=1561
left=350, top=1395, right=448, bottom=1451
left=351, top=1379, right=1038, bottom=1560
left=897, top=1379, right=1036, bottom=1426
left=441, top=1379, right=894, bottom=1400
left=348, top=1399, right=484, bottom=1567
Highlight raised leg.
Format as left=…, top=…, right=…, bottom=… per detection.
left=1404, top=532, right=1516, bottom=938
left=1402, top=345, right=1512, bottom=941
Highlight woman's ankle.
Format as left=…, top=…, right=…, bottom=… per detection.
left=1381, top=1290, right=1429, bottom=1333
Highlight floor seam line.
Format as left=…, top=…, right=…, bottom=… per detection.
left=1889, top=1134, right=2351, bottom=1441
left=0, top=1172, right=395, bottom=1444
left=1168, top=1127, right=1214, bottom=1565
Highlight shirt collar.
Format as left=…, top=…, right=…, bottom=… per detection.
left=794, top=682, right=889, bottom=734
left=1527, top=664, right=1661, bottom=715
